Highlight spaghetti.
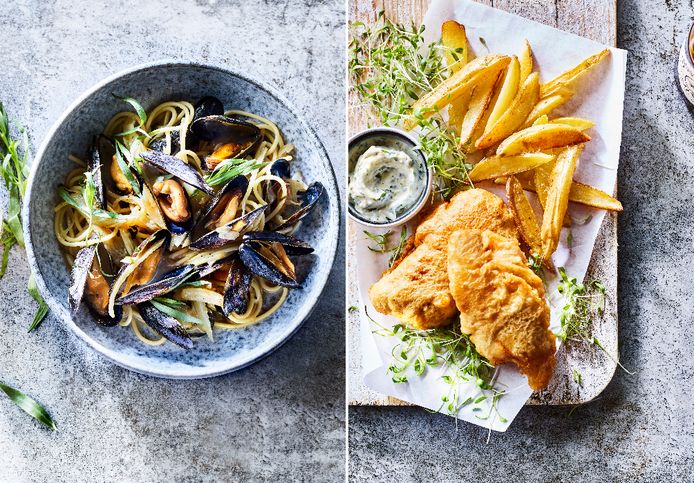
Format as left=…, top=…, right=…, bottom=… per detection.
left=55, top=97, right=322, bottom=348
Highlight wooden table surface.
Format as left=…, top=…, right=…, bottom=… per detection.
left=347, top=0, right=619, bottom=406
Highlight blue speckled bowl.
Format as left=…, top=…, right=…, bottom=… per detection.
left=23, top=61, right=340, bottom=379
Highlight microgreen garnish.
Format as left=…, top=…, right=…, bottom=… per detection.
left=349, top=13, right=473, bottom=199
left=348, top=305, right=358, bottom=313
left=368, top=309, right=505, bottom=420
left=388, top=226, right=408, bottom=267
left=0, top=382, right=56, bottom=431
left=556, top=267, right=632, bottom=375
left=0, top=102, right=49, bottom=331
left=205, top=159, right=268, bottom=188
left=527, top=252, right=543, bottom=276
left=363, top=230, right=392, bottom=253
left=572, top=368, right=582, bottom=386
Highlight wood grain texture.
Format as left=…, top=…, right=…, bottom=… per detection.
left=348, top=0, right=619, bottom=407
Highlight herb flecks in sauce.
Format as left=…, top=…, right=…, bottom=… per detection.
left=349, top=146, right=425, bottom=223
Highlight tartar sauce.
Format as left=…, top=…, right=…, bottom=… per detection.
left=349, top=145, right=425, bottom=223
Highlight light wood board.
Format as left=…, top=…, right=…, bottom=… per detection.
left=347, top=0, right=619, bottom=406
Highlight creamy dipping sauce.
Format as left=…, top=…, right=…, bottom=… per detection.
left=349, top=145, right=426, bottom=223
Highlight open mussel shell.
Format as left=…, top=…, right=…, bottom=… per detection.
left=116, top=230, right=171, bottom=297
left=242, top=231, right=313, bottom=255
left=275, top=181, right=324, bottom=230
left=189, top=205, right=266, bottom=251
left=193, top=96, right=224, bottom=121
left=137, top=302, right=193, bottom=349
left=87, top=135, right=121, bottom=208
left=139, top=150, right=213, bottom=195
left=190, top=175, right=249, bottom=242
left=116, top=264, right=197, bottom=305
left=223, top=256, right=252, bottom=316
left=68, top=242, right=122, bottom=326
left=270, top=159, right=291, bottom=179
left=189, top=115, right=261, bottom=171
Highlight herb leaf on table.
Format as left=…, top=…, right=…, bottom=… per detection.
left=0, top=101, right=49, bottom=331
left=0, top=382, right=56, bottom=431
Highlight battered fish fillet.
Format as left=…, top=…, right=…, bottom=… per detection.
left=369, top=189, right=517, bottom=330
left=447, top=229, right=556, bottom=390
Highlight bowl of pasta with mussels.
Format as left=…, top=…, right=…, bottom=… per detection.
left=23, top=61, right=339, bottom=378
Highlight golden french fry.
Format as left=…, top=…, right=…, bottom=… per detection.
left=541, top=145, right=582, bottom=258
left=518, top=39, right=533, bottom=85
left=442, top=20, right=468, bottom=74
left=496, top=123, right=591, bottom=156
left=550, top=117, right=595, bottom=131
left=569, top=182, right=623, bottom=211
left=475, top=72, right=539, bottom=150
left=485, top=56, right=520, bottom=130
left=506, top=176, right=552, bottom=269
left=541, top=49, right=611, bottom=98
left=469, top=153, right=554, bottom=181
left=533, top=158, right=554, bottom=207
left=523, top=94, right=569, bottom=127
left=404, top=54, right=510, bottom=130
left=533, top=114, right=549, bottom=126
left=458, top=71, right=502, bottom=150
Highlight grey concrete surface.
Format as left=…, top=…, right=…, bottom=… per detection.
left=0, top=1, right=345, bottom=482
left=349, top=2, right=694, bottom=482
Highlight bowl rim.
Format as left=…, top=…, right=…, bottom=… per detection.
left=22, top=60, right=341, bottom=379
left=347, top=126, right=432, bottom=229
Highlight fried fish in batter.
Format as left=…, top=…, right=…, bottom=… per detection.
left=447, top=229, right=556, bottom=390
left=369, top=189, right=517, bottom=330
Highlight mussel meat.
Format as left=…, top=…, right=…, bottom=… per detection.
left=137, top=302, right=193, bottom=349
left=238, top=231, right=314, bottom=288
left=275, top=181, right=324, bottom=230
left=190, top=175, right=248, bottom=241
left=190, top=115, right=261, bottom=171
left=115, top=230, right=192, bottom=304
left=68, top=242, right=122, bottom=326
left=139, top=150, right=213, bottom=195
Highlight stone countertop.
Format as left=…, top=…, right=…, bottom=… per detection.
left=0, top=1, right=345, bottom=481
left=349, top=2, right=694, bottom=481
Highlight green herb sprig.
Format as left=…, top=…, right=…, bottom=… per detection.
left=349, top=13, right=473, bottom=199
left=556, top=267, right=632, bottom=375
left=205, top=159, right=269, bottom=188
left=0, top=102, right=49, bottom=332
left=363, top=226, right=408, bottom=268
left=369, top=310, right=505, bottom=420
left=0, top=382, right=56, bottom=430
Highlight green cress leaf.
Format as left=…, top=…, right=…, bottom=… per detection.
left=27, top=274, right=49, bottom=333
left=205, top=159, right=268, bottom=188
left=112, top=95, right=147, bottom=125
left=0, top=382, right=56, bottom=430
left=114, top=140, right=142, bottom=196
left=150, top=299, right=205, bottom=326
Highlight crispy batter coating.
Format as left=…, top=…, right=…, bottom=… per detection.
left=447, top=229, right=556, bottom=390
left=369, top=189, right=517, bottom=330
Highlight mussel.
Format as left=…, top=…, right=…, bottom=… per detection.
left=148, top=130, right=181, bottom=156
left=198, top=255, right=253, bottom=316
left=275, top=181, right=325, bottom=230
left=138, top=150, right=214, bottom=235
left=189, top=206, right=265, bottom=250
left=238, top=231, right=314, bottom=288
left=115, top=230, right=194, bottom=305
left=137, top=302, right=193, bottom=349
left=68, top=241, right=122, bottom=326
left=193, top=96, right=224, bottom=121
left=190, top=115, right=261, bottom=171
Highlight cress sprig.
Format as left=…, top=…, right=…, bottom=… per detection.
left=349, top=12, right=473, bottom=199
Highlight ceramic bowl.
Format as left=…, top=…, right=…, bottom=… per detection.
left=23, top=61, right=339, bottom=379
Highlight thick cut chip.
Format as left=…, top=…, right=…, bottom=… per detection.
left=506, top=176, right=542, bottom=253
left=569, top=181, right=623, bottom=211
left=485, top=56, right=520, bottom=131
left=442, top=20, right=468, bottom=74
left=540, top=49, right=611, bottom=98
left=541, top=145, right=582, bottom=258
left=533, top=114, right=549, bottom=126
left=404, top=54, right=510, bottom=130
left=496, top=123, right=590, bottom=156
left=550, top=117, right=595, bottom=131
left=447, top=229, right=556, bottom=390
left=518, top=39, right=533, bottom=85
left=475, top=72, right=540, bottom=150
left=469, top=153, right=554, bottom=181
left=458, top=70, right=502, bottom=150
left=523, top=94, right=570, bottom=127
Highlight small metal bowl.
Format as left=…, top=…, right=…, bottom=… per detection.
left=347, top=127, right=432, bottom=228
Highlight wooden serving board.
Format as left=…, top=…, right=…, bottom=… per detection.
left=347, top=0, right=619, bottom=406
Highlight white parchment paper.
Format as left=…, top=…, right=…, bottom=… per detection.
left=355, top=0, right=627, bottom=431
